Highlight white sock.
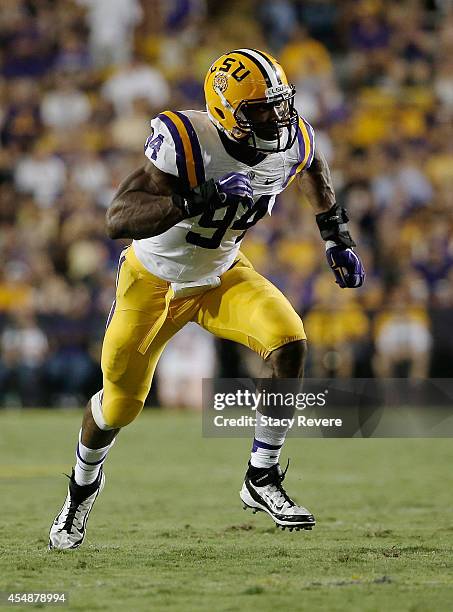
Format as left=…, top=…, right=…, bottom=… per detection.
left=250, top=411, right=289, bottom=469
left=74, top=429, right=114, bottom=486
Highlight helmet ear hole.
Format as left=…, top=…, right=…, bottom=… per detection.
left=214, top=107, right=225, bottom=119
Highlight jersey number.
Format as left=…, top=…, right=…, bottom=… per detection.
left=145, top=133, right=164, bottom=160
left=185, top=195, right=271, bottom=249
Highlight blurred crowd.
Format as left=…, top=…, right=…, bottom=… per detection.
left=1, top=0, right=453, bottom=408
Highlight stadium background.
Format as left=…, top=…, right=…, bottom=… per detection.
left=1, top=0, right=453, bottom=409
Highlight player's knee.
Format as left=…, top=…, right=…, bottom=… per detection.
left=91, top=391, right=144, bottom=430
left=267, top=339, right=307, bottom=378
left=104, top=397, right=144, bottom=428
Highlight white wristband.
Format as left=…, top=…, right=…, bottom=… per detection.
left=325, top=240, right=338, bottom=251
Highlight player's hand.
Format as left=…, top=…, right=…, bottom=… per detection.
left=172, top=173, right=253, bottom=218
left=215, top=172, right=254, bottom=208
left=326, top=243, right=365, bottom=288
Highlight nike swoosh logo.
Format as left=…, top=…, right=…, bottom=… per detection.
left=265, top=178, right=278, bottom=185
left=261, top=492, right=282, bottom=509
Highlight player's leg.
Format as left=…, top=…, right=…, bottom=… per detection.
left=49, top=247, right=180, bottom=549
left=243, top=340, right=314, bottom=530
left=266, top=338, right=307, bottom=377
left=249, top=339, right=306, bottom=468
left=195, top=254, right=315, bottom=530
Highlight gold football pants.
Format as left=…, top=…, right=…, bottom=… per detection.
left=95, top=246, right=306, bottom=429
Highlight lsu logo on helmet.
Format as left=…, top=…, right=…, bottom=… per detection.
left=213, top=72, right=229, bottom=94
left=204, top=48, right=298, bottom=153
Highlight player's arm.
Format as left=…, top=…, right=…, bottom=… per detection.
left=107, top=108, right=255, bottom=240
left=106, top=161, right=254, bottom=240
left=299, top=148, right=365, bottom=288
left=299, top=147, right=336, bottom=214
left=106, top=161, right=185, bottom=239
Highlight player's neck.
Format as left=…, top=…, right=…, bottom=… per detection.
left=217, top=129, right=267, bottom=167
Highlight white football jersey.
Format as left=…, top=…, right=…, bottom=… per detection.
left=133, top=110, right=315, bottom=282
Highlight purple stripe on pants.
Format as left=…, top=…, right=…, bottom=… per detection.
left=106, top=253, right=126, bottom=329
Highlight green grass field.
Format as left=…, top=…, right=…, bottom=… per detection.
left=1, top=409, right=452, bottom=612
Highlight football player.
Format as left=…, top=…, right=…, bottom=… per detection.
left=49, top=48, right=364, bottom=549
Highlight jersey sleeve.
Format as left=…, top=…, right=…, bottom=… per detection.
left=282, top=117, right=316, bottom=188
left=144, top=111, right=206, bottom=192
left=144, top=115, right=179, bottom=177
left=298, top=117, right=315, bottom=171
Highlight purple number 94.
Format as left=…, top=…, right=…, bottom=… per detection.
left=145, top=133, right=164, bottom=160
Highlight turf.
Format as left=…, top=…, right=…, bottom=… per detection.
left=0, top=410, right=452, bottom=612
